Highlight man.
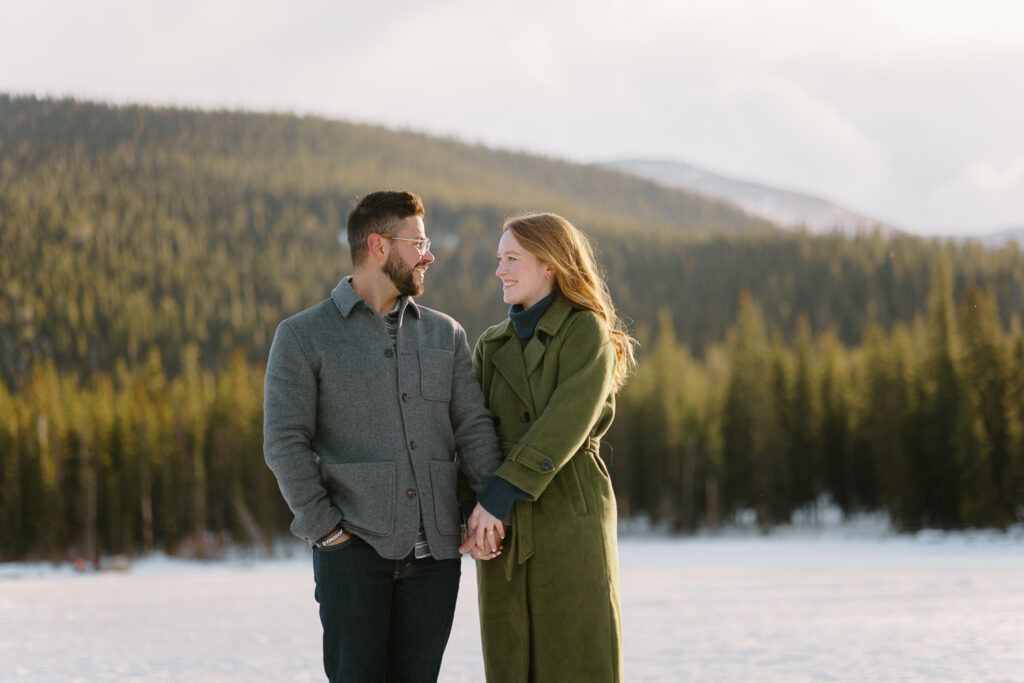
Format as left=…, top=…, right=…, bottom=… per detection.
left=263, top=190, right=504, bottom=682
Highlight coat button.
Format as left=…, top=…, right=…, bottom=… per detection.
left=406, top=489, right=416, bottom=498
left=410, top=441, right=416, bottom=449
left=522, top=411, right=531, bottom=422
left=384, top=348, right=394, bottom=358
left=402, top=393, right=409, bottom=402
left=541, top=460, right=553, bottom=471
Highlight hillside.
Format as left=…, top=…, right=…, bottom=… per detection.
left=2, top=94, right=1023, bottom=383
left=2, top=95, right=1023, bottom=560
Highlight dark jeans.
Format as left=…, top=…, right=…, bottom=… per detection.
left=312, top=536, right=462, bottom=683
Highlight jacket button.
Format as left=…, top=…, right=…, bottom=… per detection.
left=406, top=489, right=416, bottom=498
left=541, top=460, right=553, bottom=471
left=522, top=411, right=531, bottom=422
left=410, top=441, right=416, bottom=449
left=492, top=416, right=501, bottom=427
left=402, top=393, right=409, bottom=402
left=384, top=348, right=394, bottom=358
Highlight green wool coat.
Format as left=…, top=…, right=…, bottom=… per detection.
left=472, top=294, right=623, bottom=683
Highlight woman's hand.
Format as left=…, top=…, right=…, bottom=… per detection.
left=459, top=503, right=504, bottom=557
left=460, top=531, right=502, bottom=560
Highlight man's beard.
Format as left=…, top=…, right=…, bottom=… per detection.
left=383, top=249, right=425, bottom=297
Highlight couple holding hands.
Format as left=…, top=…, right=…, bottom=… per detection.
left=264, top=190, right=634, bottom=682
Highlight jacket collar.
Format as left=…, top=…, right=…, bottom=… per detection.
left=534, top=293, right=575, bottom=339
left=331, top=276, right=421, bottom=319
left=481, top=295, right=576, bottom=409
left=480, top=294, right=575, bottom=346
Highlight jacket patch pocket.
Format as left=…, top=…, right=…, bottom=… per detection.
left=321, top=461, right=396, bottom=535
left=419, top=348, right=454, bottom=402
left=429, top=460, right=461, bottom=536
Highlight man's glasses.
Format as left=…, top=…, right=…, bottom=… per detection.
left=381, top=235, right=431, bottom=255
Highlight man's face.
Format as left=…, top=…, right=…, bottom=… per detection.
left=383, top=215, right=434, bottom=297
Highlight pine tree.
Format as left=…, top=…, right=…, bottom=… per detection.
left=721, top=291, right=776, bottom=528
left=819, top=331, right=858, bottom=514
left=918, top=261, right=964, bottom=527
left=957, top=286, right=1013, bottom=525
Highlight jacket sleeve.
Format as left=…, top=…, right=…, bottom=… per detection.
left=262, top=320, right=341, bottom=543
left=494, top=312, right=615, bottom=500
left=449, top=325, right=503, bottom=495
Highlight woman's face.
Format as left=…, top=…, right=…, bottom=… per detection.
left=495, top=230, right=554, bottom=309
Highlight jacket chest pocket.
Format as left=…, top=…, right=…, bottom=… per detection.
left=418, top=348, right=453, bottom=402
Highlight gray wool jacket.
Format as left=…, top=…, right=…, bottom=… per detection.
left=263, top=277, right=502, bottom=560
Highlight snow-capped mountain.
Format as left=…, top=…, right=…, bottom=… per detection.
left=604, top=159, right=895, bottom=236
left=975, top=225, right=1024, bottom=247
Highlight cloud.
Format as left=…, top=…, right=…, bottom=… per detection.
left=2, top=0, right=1023, bottom=234
left=928, top=158, right=1024, bottom=231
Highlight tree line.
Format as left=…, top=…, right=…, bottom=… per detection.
left=0, top=347, right=287, bottom=562
left=610, top=262, right=1024, bottom=533
left=2, top=95, right=1024, bottom=561
left=2, top=263, right=1021, bottom=562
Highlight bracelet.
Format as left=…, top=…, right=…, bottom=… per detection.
left=317, top=526, right=346, bottom=547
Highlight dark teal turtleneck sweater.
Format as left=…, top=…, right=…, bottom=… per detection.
left=509, top=291, right=557, bottom=347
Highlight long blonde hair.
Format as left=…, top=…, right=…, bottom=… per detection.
left=503, top=212, right=636, bottom=390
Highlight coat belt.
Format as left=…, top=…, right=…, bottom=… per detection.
left=503, top=500, right=533, bottom=580
left=499, top=438, right=600, bottom=580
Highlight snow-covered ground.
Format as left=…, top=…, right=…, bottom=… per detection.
left=2, top=521, right=1023, bottom=682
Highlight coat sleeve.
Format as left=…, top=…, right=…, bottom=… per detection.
left=449, top=325, right=503, bottom=495
left=262, top=320, right=341, bottom=543
left=493, top=312, right=616, bottom=500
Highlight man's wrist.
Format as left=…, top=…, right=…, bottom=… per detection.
left=316, top=525, right=346, bottom=547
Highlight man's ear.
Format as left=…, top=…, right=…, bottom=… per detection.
left=366, top=233, right=387, bottom=264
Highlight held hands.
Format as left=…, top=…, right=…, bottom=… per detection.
left=458, top=503, right=505, bottom=560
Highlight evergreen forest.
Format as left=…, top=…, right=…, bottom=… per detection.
left=1, top=95, right=1022, bottom=562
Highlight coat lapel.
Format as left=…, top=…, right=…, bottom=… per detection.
left=485, top=296, right=576, bottom=410
left=485, top=322, right=535, bottom=411
left=525, top=296, right=574, bottom=379
left=522, top=336, right=545, bottom=378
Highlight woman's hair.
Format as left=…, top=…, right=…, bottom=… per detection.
left=503, top=212, right=636, bottom=390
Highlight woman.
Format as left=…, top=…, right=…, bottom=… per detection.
left=463, top=212, right=636, bottom=682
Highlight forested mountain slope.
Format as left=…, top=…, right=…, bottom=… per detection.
left=3, top=95, right=1022, bottom=382
left=2, top=95, right=1023, bottom=560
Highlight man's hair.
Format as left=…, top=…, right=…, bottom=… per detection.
left=346, top=190, right=425, bottom=265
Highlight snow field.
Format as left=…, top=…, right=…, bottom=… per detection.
left=2, top=531, right=1022, bottom=682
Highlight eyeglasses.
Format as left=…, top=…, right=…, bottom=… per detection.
left=381, top=235, right=431, bottom=255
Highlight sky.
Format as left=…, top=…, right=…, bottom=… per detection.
left=2, top=0, right=1023, bottom=236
